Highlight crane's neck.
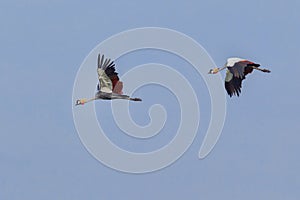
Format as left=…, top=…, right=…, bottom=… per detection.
left=81, top=97, right=96, bottom=105
left=86, top=97, right=96, bottom=103
left=218, top=66, right=227, bottom=72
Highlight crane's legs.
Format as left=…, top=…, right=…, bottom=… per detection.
left=111, top=93, right=142, bottom=101
left=129, top=97, right=142, bottom=101
left=252, top=66, right=271, bottom=73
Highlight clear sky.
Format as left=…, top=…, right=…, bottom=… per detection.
left=1, top=0, right=300, bottom=199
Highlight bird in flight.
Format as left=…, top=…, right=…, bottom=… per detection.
left=75, top=54, right=142, bottom=106
left=208, top=58, right=271, bottom=97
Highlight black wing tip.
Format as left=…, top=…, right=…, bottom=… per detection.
left=227, top=91, right=240, bottom=97
left=97, top=53, right=105, bottom=69
left=225, top=76, right=243, bottom=97
left=97, top=53, right=115, bottom=70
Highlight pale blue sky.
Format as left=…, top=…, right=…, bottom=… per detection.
left=1, top=0, right=300, bottom=199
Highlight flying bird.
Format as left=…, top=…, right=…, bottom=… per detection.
left=75, top=54, right=142, bottom=106
left=208, top=58, right=271, bottom=97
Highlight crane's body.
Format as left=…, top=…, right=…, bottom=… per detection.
left=75, top=54, right=141, bottom=106
left=209, top=58, right=271, bottom=97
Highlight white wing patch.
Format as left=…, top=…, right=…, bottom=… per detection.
left=97, top=68, right=113, bottom=93
left=225, top=70, right=233, bottom=82
left=226, top=57, right=245, bottom=67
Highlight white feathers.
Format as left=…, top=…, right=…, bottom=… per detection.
left=97, top=68, right=113, bottom=93
left=225, top=70, right=233, bottom=82
left=226, top=57, right=246, bottom=67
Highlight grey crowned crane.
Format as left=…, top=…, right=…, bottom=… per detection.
left=75, top=54, right=142, bottom=106
left=208, top=58, right=271, bottom=97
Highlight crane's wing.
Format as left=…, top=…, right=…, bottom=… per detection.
left=225, top=60, right=258, bottom=97
left=97, top=54, right=123, bottom=94
left=228, top=60, right=258, bottom=78
left=224, top=70, right=243, bottom=97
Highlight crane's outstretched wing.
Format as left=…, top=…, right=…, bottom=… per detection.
left=225, top=70, right=243, bottom=97
left=97, top=54, right=123, bottom=94
left=225, top=60, right=258, bottom=97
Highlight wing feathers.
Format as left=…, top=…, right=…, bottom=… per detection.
left=98, top=54, right=104, bottom=68
left=113, top=81, right=123, bottom=94
left=225, top=74, right=243, bottom=97
left=224, top=59, right=264, bottom=97
left=225, top=61, right=256, bottom=97
left=97, top=54, right=123, bottom=94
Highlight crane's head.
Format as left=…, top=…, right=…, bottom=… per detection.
left=75, top=99, right=86, bottom=106
left=208, top=68, right=219, bottom=74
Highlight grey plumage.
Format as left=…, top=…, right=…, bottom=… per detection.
left=75, top=53, right=142, bottom=106
left=208, top=58, right=271, bottom=97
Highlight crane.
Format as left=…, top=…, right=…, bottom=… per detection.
left=208, top=58, right=271, bottom=97
left=75, top=54, right=142, bottom=106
